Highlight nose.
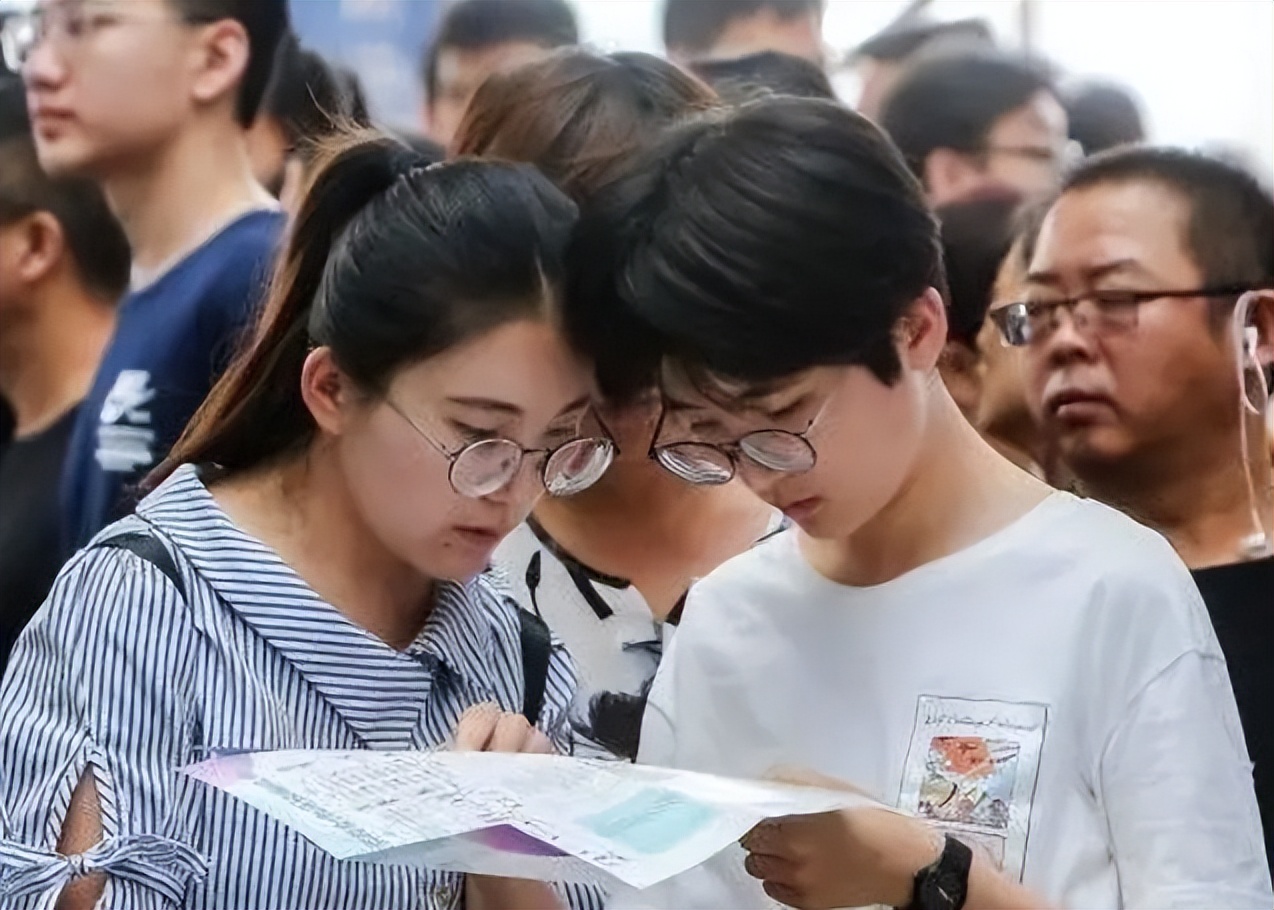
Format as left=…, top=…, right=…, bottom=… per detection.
left=1040, top=305, right=1102, bottom=371
left=22, top=36, right=69, bottom=94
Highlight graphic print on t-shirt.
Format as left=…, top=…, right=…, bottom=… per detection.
left=899, top=696, right=1047, bottom=881
left=95, top=370, right=158, bottom=473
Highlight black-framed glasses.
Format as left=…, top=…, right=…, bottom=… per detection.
left=989, top=284, right=1261, bottom=348
left=647, top=397, right=831, bottom=486
left=1, top=1, right=216, bottom=72
left=386, top=399, right=615, bottom=499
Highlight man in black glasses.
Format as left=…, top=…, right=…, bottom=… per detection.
left=1011, top=146, right=1274, bottom=871
left=878, top=52, right=1073, bottom=207
left=576, top=97, right=1269, bottom=910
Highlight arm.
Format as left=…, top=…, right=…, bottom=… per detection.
left=1100, top=650, right=1271, bottom=908
left=0, top=549, right=206, bottom=910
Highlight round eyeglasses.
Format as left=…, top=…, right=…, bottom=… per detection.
left=386, top=399, right=615, bottom=499
left=647, top=399, right=829, bottom=486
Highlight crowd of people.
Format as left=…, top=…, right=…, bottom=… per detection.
left=0, top=1, right=1270, bottom=908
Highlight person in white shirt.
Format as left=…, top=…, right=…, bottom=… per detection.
left=572, top=96, right=1271, bottom=909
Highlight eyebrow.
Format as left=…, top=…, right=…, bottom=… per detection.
left=446, top=394, right=591, bottom=421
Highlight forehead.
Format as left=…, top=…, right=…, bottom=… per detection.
left=990, top=90, right=1068, bottom=141
left=434, top=41, right=550, bottom=89
left=660, top=359, right=812, bottom=414
left=1031, top=181, right=1198, bottom=280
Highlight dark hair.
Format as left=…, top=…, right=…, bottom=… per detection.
left=455, top=49, right=717, bottom=201
left=852, top=17, right=992, bottom=63
left=936, top=188, right=1024, bottom=346
left=878, top=52, right=1055, bottom=180
left=169, top=0, right=289, bottom=128
left=261, top=35, right=366, bottom=164
left=663, top=0, right=822, bottom=57
left=421, top=0, right=578, bottom=102
left=0, top=78, right=129, bottom=299
left=1064, top=81, right=1145, bottom=156
left=151, top=130, right=578, bottom=487
left=570, top=97, right=943, bottom=401
left=1060, top=147, right=1274, bottom=292
left=689, top=50, right=834, bottom=103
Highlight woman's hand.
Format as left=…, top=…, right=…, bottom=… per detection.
left=453, top=704, right=564, bottom=910
left=452, top=702, right=555, bottom=754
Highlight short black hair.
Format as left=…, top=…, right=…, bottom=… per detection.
left=170, top=0, right=290, bottom=128
left=0, top=78, right=129, bottom=300
left=1061, top=147, right=1274, bottom=291
left=570, top=97, right=943, bottom=401
left=663, top=0, right=823, bottom=57
left=851, top=17, right=992, bottom=63
left=261, top=36, right=366, bottom=157
left=420, top=0, right=578, bottom=101
left=878, top=52, right=1055, bottom=180
left=936, top=188, right=1023, bottom=345
left=690, top=51, right=835, bottom=103
left=1064, top=81, right=1145, bottom=156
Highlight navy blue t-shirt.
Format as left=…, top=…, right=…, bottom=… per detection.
left=60, top=209, right=283, bottom=553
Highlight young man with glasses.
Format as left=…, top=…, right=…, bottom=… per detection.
left=2, top=0, right=287, bottom=553
left=575, top=97, right=1270, bottom=909
left=878, top=52, right=1075, bottom=207
left=1008, top=146, right=1274, bottom=873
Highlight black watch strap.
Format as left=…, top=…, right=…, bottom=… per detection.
left=900, top=834, right=973, bottom=910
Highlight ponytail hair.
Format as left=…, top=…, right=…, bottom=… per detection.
left=149, top=128, right=578, bottom=489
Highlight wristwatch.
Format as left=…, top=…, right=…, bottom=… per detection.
left=899, top=834, right=973, bottom=910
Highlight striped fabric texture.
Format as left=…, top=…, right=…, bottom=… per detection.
left=0, top=465, right=602, bottom=910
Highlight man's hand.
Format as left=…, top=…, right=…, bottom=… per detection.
left=740, top=767, right=940, bottom=910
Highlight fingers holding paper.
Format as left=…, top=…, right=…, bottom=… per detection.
left=740, top=768, right=940, bottom=910
left=453, top=703, right=554, bottom=754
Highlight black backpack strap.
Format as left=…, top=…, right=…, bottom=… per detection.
left=517, top=607, right=552, bottom=725
left=94, top=531, right=187, bottom=600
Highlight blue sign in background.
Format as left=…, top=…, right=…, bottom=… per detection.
left=290, top=0, right=442, bottom=131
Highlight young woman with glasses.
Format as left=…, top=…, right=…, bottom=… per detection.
left=0, top=132, right=609, bottom=910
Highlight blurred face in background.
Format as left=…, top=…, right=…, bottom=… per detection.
left=976, top=236, right=1034, bottom=442
left=18, top=0, right=247, bottom=179
left=428, top=40, right=552, bottom=148
left=700, top=6, right=824, bottom=65
left=926, top=90, right=1070, bottom=207
left=1022, top=181, right=1243, bottom=486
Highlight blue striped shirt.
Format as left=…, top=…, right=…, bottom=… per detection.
left=0, top=465, right=602, bottom=909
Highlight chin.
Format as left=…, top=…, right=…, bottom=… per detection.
left=419, top=550, right=497, bottom=586
left=34, top=140, right=100, bottom=179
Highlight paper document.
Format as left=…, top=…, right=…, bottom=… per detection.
left=182, top=751, right=877, bottom=890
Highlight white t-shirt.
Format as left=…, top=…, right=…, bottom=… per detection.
left=630, top=493, right=1272, bottom=909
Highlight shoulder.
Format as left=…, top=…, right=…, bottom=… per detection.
left=1024, top=494, right=1214, bottom=640
left=14, top=519, right=194, bottom=671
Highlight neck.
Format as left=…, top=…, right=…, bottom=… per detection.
left=804, top=380, right=1051, bottom=587
left=102, top=119, right=273, bottom=284
left=213, top=451, right=435, bottom=650
left=1084, top=423, right=1273, bottom=569
left=0, top=285, right=115, bottom=437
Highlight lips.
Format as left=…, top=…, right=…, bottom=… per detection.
left=1043, top=388, right=1116, bottom=422
left=778, top=497, right=821, bottom=524
left=452, top=526, right=503, bottom=550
